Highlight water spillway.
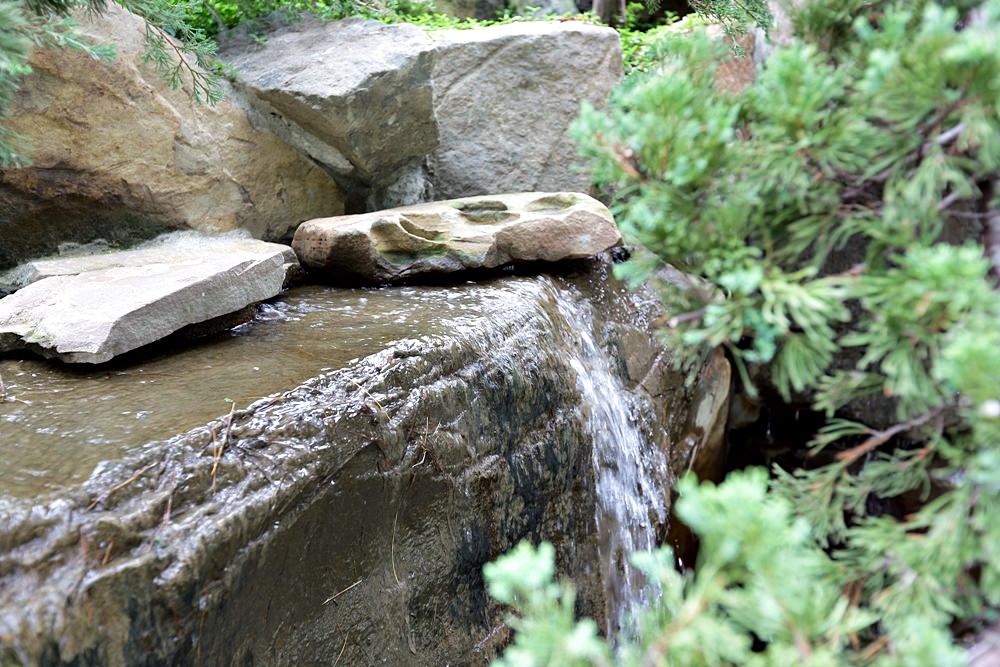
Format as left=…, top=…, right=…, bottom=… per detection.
left=0, top=266, right=727, bottom=665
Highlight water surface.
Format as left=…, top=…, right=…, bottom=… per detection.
left=0, top=283, right=504, bottom=497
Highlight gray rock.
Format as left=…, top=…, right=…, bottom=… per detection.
left=0, top=6, right=344, bottom=272
left=0, top=234, right=296, bottom=363
left=223, top=18, right=439, bottom=188
left=292, top=191, right=622, bottom=282
left=221, top=19, right=622, bottom=207
left=428, top=21, right=622, bottom=199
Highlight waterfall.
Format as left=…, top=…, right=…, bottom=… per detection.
left=548, top=282, right=670, bottom=637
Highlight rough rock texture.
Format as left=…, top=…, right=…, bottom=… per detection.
left=292, top=192, right=622, bottom=282
left=0, top=233, right=296, bottom=363
left=221, top=19, right=622, bottom=208
left=0, top=267, right=728, bottom=666
left=221, top=18, right=438, bottom=203
left=0, top=6, right=344, bottom=271
left=427, top=22, right=621, bottom=199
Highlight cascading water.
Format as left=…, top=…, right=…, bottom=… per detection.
left=548, top=282, right=671, bottom=637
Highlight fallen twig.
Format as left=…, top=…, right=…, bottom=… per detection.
left=391, top=506, right=401, bottom=585
left=323, top=579, right=363, bottom=605
left=333, top=636, right=348, bottom=667
left=88, top=461, right=159, bottom=510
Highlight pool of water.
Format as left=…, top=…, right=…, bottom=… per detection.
left=0, top=282, right=505, bottom=497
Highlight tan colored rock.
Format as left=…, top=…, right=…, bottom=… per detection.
left=0, top=6, right=344, bottom=270
left=293, top=192, right=622, bottom=283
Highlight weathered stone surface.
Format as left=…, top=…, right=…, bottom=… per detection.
left=221, top=18, right=438, bottom=197
left=221, top=18, right=622, bottom=207
left=428, top=21, right=621, bottom=199
left=0, top=233, right=296, bottom=363
left=292, top=191, right=622, bottom=282
left=0, top=268, right=713, bottom=666
left=0, top=6, right=344, bottom=271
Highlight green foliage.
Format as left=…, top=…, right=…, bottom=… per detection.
left=486, top=471, right=965, bottom=666
left=489, top=0, right=1000, bottom=663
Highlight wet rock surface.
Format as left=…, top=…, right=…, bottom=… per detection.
left=0, top=233, right=296, bottom=363
left=0, top=266, right=725, bottom=666
left=292, top=191, right=622, bottom=283
left=221, top=19, right=622, bottom=208
left=0, top=6, right=344, bottom=271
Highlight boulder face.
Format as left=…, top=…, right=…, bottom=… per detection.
left=0, top=233, right=296, bottom=363
left=292, top=191, right=622, bottom=282
left=0, top=6, right=345, bottom=271
left=221, top=18, right=623, bottom=208
left=0, top=268, right=728, bottom=666
left=427, top=21, right=621, bottom=200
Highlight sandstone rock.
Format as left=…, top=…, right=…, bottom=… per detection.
left=0, top=6, right=344, bottom=271
left=292, top=191, right=622, bottom=282
left=221, top=19, right=622, bottom=207
left=0, top=233, right=295, bottom=363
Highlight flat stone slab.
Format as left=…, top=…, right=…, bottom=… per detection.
left=0, top=234, right=297, bottom=363
left=291, top=191, right=622, bottom=283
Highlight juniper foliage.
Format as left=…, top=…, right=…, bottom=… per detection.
left=487, top=0, right=1000, bottom=663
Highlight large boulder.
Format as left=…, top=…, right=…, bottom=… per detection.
left=0, top=6, right=344, bottom=271
left=0, top=268, right=727, bottom=665
left=0, top=233, right=296, bottom=363
left=221, top=18, right=622, bottom=208
left=292, top=191, right=622, bottom=282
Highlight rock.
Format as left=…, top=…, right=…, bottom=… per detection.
left=292, top=191, right=622, bottom=282
left=428, top=21, right=622, bottom=200
left=220, top=18, right=438, bottom=205
left=0, top=233, right=296, bottom=363
left=221, top=18, right=622, bottom=207
left=0, top=269, right=713, bottom=666
left=0, top=6, right=344, bottom=271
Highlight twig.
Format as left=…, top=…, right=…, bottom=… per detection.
left=211, top=401, right=237, bottom=490
left=391, top=506, right=401, bottom=585
left=101, top=540, right=114, bottom=567
left=88, top=461, right=159, bottom=510
left=323, top=579, right=363, bottom=605
left=835, top=408, right=944, bottom=465
left=350, top=378, right=384, bottom=412
left=333, top=636, right=348, bottom=667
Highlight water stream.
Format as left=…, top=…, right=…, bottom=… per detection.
left=551, top=285, right=670, bottom=636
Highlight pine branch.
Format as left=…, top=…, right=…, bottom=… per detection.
left=835, top=407, right=945, bottom=466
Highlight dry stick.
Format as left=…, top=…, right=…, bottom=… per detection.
left=211, top=402, right=237, bottom=490
left=333, top=636, right=349, bottom=667
left=323, top=579, right=363, bottom=605
left=101, top=540, right=114, bottom=567
left=88, top=461, right=159, bottom=510
left=391, top=506, right=401, bottom=586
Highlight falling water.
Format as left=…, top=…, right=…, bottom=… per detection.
left=549, top=284, right=670, bottom=637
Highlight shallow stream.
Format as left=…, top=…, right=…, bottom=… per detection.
left=0, top=282, right=518, bottom=497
